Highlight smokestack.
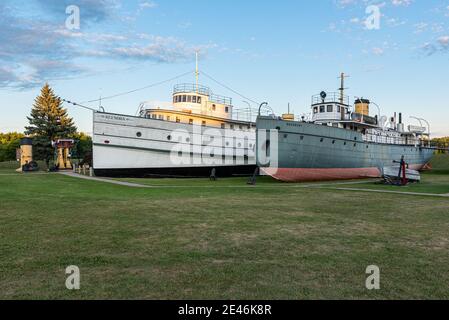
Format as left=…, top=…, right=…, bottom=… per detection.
left=399, top=113, right=403, bottom=124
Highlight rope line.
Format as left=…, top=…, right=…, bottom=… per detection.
left=200, top=71, right=260, bottom=105
left=80, top=70, right=194, bottom=105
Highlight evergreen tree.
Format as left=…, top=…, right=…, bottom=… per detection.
left=25, top=83, right=77, bottom=167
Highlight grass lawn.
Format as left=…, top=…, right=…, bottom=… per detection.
left=1, top=155, right=449, bottom=299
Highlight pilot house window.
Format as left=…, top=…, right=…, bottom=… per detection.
left=320, top=106, right=325, bottom=113
left=327, top=105, right=333, bottom=112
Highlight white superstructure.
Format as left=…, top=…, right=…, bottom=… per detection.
left=93, top=84, right=257, bottom=177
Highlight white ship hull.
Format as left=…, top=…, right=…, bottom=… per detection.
left=93, top=112, right=257, bottom=177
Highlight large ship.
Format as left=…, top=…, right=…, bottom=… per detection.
left=256, top=74, right=434, bottom=182
left=92, top=82, right=257, bottom=178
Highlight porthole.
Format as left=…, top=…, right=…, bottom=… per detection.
left=167, top=135, right=172, bottom=141
left=320, top=138, right=324, bottom=142
left=332, top=140, right=335, bottom=144
left=300, top=136, right=304, bottom=140
left=136, top=132, right=142, bottom=137
left=186, top=137, right=190, bottom=143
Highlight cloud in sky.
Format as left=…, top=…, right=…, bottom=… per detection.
left=35, top=0, right=119, bottom=23
left=420, top=36, right=449, bottom=56
left=0, top=0, right=208, bottom=90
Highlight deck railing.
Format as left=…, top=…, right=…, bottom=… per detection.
left=174, top=84, right=233, bottom=106
left=312, top=92, right=350, bottom=106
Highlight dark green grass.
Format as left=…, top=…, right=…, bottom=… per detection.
left=1, top=158, right=449, bottom=300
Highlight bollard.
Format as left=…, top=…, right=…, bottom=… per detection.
left=89, top=167, right=93, bottom=177
left=82, top=166, right=86, bottom=176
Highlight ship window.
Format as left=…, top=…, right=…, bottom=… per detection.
left=225, top=107, right=229, bottom=113
left=320, top=106, right=325, bottom=113
left=158, top=115, right=164, bottom=120
left=210, top=152, right=215, bottom=158
left=332, top=140, right=335, bottom=144
left=173, top=97, right=176, bottom=103
left=176, top=118, right=180, bottom=123
left=230, top=124, right=234, bottom=130
left=313, top=107, right=318, bottom=114
left=182, top=95, right=187, bottom=102
left=187, top=95, right=192, bottom=103
left=300, top=136, right=304, bottom=140
left=327, top=105, right=333, bottom=112
left=320, top=138, right=324, bottom=142
left=238, top=143, right=242, bottom=148
left=337, top=106, right=341, bottom=112
left=239, top=125, right=243, bottom=130
left=136, top=132, right=142, bottom=137
left=178, top=151, right=183, bottom=157
left=202, top=121, right=206, bottom=126
left=186, top=137, right=190, bottom=143
left=197, top=97, right=202, bottom=104
left=212, top=104, right=216, bottom=111
left=221, top=123, right=225, bottom=129
left=344, top=142, right=347, bottom=145
left=167, top=116, right=171, bottom=121
left=189, top=119, right=193, bottom=125
left=192, top=96, right=197, bottom=103
left=152, top=114, right=157, bottom=119
left=167, top=135, right=172, bottom=141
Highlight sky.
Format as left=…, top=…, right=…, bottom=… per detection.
left=1, top=0, right=448, bottom=136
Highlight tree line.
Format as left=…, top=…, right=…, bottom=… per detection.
left=0, top=84, right=92, bottom=165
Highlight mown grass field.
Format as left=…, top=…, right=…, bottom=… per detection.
left=0, top=155, right=449, bottom=299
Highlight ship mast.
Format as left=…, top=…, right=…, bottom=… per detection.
left=195, top=50, right=199, bottom=93
left=338, top=73, right=349, bottom=105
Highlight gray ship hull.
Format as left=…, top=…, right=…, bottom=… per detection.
left=256, top=116, right=434, bottom=182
